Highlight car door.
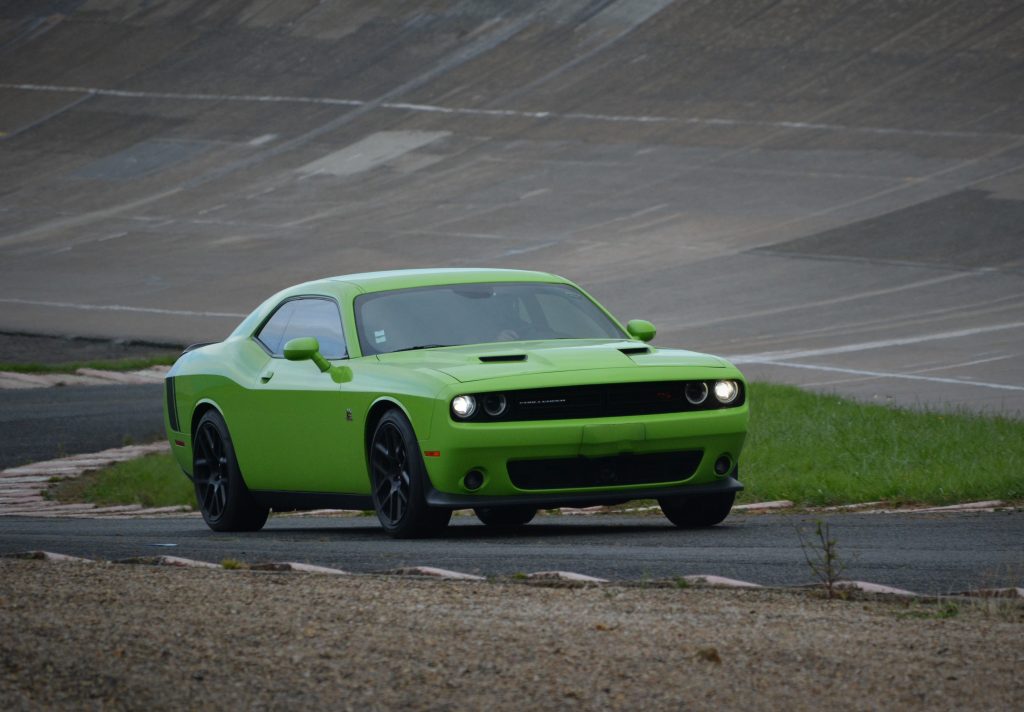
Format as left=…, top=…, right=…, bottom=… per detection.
left=237, top=296, right=364, bottom=494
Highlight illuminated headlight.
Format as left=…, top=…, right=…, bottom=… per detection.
left=451, top=395, right=477, bottom=419
left=483, top=393, right=508, bottom=417
left=713, top=380, right=740, bottom=404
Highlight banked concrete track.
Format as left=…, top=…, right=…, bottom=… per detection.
left=1, top=0, right=1022, bottom=413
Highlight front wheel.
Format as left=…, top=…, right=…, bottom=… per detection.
left=658, top=491, right=735, bottom=529
left=474, top=506, right=537, bottom=528
left=192, top=410, right=269, bottom=532
left=370, top=410, right=451, bottom=538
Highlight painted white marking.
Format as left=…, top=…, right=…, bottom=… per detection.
left=298, top=130, right=450, bottom=177
left=746, top=360, right=1024, bottom=392
left=248, top=133, right=277, bottom=146
left=673, top=272, right=974, bottom=329
left=2, top=82, right=1018, bottom=139
left=0, top=297, right=245, bottom=319
left=519, top=188, right=550, bottom=200
left=499, top=240, right=559, bottom=257
left=730, top=322, right=1024, bottom=363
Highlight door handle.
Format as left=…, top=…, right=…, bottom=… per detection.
left=260, top=371, right=274, bottom=383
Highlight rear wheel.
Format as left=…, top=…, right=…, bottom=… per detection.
left=193, top=410, right=269, bottom=532
left=659, top=492, right=735, bottom=529
left=474, top=506, right=537, bottom=528
left=370, top=410, right=451, bottom=538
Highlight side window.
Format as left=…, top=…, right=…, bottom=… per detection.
left=257, top=298, right=347, bottom=359
left=256, top=301, right=299, bottom=356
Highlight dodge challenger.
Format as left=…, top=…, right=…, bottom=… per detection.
left=164, top=268, right=747, bottom=538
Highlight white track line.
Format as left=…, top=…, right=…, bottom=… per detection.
left=730, top=321, right=1024, bottom=363
left=746, top=360, right=1024, bottom=392
left=0, top=297, right=245, bottom=319
left=2, top=82, right=1019, bottom=139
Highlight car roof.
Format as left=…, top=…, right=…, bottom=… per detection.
left=327, top=268, right=565, bottom=293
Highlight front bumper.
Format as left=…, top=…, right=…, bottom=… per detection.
left=418, top=404, right=748, bottom=501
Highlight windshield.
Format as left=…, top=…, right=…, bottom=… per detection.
left=354, top=282, right=625, bottom=355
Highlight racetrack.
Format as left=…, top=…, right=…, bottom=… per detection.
left=0, top=384, right=164, bottom=469
left=1, top=0, right=1021, bottom=413
left=2, top=510, right=1021, bottom=594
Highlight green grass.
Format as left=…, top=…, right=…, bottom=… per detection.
left=0, top=355, right=177, bottom=374
left=740, top=383, right=1024, bottom=506
left=47, top=383, right=1024, bottom=510
left=47, top=453, right=194, bottom=509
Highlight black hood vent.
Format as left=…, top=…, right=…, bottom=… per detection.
left=478, top=353, right=527, bottom=363
left=619, top=346, right=650, bottom=356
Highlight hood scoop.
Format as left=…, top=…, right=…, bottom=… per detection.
left=478, top=353, right=527, bottom=363
left=619, top=346, right=651, bottom=356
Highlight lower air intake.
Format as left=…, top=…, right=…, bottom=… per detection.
left=507, top=450, right=703, bottom=490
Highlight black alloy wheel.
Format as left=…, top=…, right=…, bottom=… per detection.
left=474, top=506, right=537, bottom=528
left=371, top=420, right=411, bottom=526
left=192, top=410, right=269, bottom=532
left=658, top=491, right=736, bottom=528
left=370, top=410, right=451, bottom=538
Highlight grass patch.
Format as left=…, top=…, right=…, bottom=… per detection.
left=47, top=453, right=193, bottom=509
left=740, top=383, right=1024, bottom=506
left=0, top=355, right=176, bottom=374
left=47, top=382, right=1023, bottom=510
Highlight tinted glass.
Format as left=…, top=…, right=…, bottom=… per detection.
left=257, top=298, right=347, bottom=359
left=255, top=300, right=299, bottom=356
left=355, top=283, right=624, bottom=355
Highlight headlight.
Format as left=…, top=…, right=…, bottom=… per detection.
left=684, top=381, right=708, bottom=405
left=713, top=380, right=739, bottom=404
left=483, top=393, right=508, bottom=417
left=451, top=395, right=477, bottom=419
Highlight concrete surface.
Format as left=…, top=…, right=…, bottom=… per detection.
left=0, top=0, right=1021, bottom=414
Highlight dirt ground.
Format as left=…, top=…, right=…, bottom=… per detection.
left=1, top=560, right=1021, bottom=711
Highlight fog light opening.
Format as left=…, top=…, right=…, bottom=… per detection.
left=714, top=455, right=733, bottom=476
left=463, top=469, right=485, bottom=491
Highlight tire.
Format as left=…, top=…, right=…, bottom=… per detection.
left=370, top=409, right=452, bottom=538
left=474, top=506, right=537, bottom=528
left=658, top=491, right=735, bottom=529
left=192, top=410, right=269, bottom=532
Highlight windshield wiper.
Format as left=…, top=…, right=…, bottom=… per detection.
left=391, top=344, right=453, bottom=352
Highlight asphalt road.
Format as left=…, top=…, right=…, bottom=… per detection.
left=2, top=511, right=1020, bottom=594
left=0, top=384, right=164, bottom=469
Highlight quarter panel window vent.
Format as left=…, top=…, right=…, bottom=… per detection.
left=165, top=377, right=180, bottom=432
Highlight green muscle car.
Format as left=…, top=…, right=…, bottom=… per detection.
left=165, top=268, right=748, bottom=538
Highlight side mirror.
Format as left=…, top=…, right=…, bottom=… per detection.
left=284, top=336, right=320, bottom=362
left=283, top=337, right=353, bottom=384
left=626, top=319, right=656, bottom=343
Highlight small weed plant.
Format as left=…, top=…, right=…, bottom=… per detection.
left=797, top=519, right=848, bottom=599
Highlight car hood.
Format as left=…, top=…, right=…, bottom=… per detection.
left=374, top=340, right=727, bottom=383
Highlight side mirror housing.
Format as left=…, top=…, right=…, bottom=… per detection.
left=284, top=336, right=320, bottom=362
left=626, top=319, right=656, bottom=343
left=283, top=337, right=352, bottom=384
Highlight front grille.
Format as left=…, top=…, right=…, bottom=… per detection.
left=508, top=450, right=704, bottom=490
left=501, top=381, right=743, bottom=421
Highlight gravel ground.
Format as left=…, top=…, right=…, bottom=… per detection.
left=1, top=560, right=1021, bottom=710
